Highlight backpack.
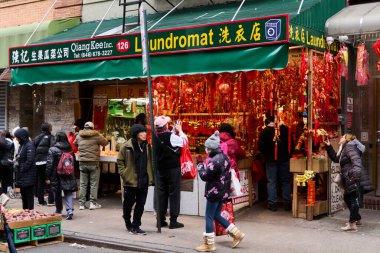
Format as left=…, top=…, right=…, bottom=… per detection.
left=57, top=152, right=74, bottom=176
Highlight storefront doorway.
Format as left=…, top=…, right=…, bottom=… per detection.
left=373, top=78, right=380, bottom=196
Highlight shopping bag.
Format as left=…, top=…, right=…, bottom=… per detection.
left=180, top=139, right=196, bottom=180
left=230, top=168, right=243, bottom=198
left=214, top=201, right=235, bottom=236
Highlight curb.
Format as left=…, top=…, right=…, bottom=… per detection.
left=63, top=233, right=183, bottom=253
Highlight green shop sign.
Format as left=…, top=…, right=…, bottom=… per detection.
left=289, top=23, right=338, bottom=52
left=9, top=15, right=288, bottom=68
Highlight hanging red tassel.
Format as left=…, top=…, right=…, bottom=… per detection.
left=274, top=141, right=278, bottom=161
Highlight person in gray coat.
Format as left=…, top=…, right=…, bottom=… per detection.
left=325, top=133, right=371, bottom=232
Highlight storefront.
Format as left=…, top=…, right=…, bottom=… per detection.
left=325, top=2, right=380, bottom=205
left=8, top=0, right=345, bottom=216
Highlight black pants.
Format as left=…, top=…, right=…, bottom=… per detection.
left=123, top=187, right=148, bottom=228
left=20, top=186, right=35, bottom=210
left=36, top=164, right=54, bottom=204
left=157, top=167, right=181, bottom=223
left=344, top=191, right=361, bottom=223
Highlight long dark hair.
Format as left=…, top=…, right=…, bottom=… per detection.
left=55, top=131, right=69, bottom=144
left=219, top=123, right=236, bottom=139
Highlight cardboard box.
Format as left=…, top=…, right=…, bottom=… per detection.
left=312, top=158, right=328, bottom=173
left=0, top=214, right=62, bottom=230
left=46, top=222, right=61, bottom=238
left=13, top=227, right=30, bottom=244
left=290, top=157, right=307, bottom=173
left=31, top=225, right=47, bottom=240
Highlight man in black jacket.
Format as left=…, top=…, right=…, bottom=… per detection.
left=33, top=122, right=55, bottom=206
left=14, top=128, right=37, bottom=210
left=154, top=116, right=187, bottom=229
left=259, top=111, right=293, bottom=212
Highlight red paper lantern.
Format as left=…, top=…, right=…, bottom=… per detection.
left=218, top=82, right=230, bottom=94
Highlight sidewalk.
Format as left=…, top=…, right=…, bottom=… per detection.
left=5, top=193, right=380, bottom=253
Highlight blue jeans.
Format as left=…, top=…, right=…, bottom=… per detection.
left=266, top=161, right=291, bottom=205
left=205, top=200, right=230, bottom=233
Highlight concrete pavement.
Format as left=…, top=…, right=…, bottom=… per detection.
left=5, top=193, right=380, bottom=253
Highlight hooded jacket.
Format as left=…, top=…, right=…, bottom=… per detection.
left=14, top=128, right=37, bottom=187
left=117, top=139, right=154, bottom=188
left=33, top=129, right=54, bottom=164
left=198, top=148, right=231, bottom=202
left=326, top=139, right=365, bottom=193
left=74, top=129, right=108, bottom=162
left=0, top=137, right=14, bottom=170
left=219, top=132, right=246, bottom=169
left=46, top=140, right=78, bottom=192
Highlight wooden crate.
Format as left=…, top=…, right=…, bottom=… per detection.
left=311, top=158, right=328, bottom=173
left=290, top=157, right=307, bottom=173
left=313, top=200, right=328, bottom=216
left=0, top=235, right=63, bottom=253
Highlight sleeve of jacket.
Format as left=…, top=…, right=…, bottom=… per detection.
left=20, top=142, right=35, bottom=173
left=198, top=157, right=221, bottom=182
left=73, top=136, right=79, bottom=147
left=117, top=146, right=127, bottom=177
left=326, top=145, right=340, bottom=163
left=46, top=148, right=54, bottom=180
left=98, top=135, right=109, bottom=147
left=345, top=145, right=362, bottom=180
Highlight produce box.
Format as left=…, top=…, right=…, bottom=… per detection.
left=46, top=222, right=61, bottom=238
left=312, top=158, right=328, bottom=173
left=31, top=224, right=47, bottom=240
left=13, top=227, right=30, bottom=244
left=0, top=214, right=62, bottom=230
left=290, top=157, right=307, bottom=173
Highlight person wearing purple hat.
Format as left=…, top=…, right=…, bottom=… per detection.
left=154, top=116, right=187, bottom=229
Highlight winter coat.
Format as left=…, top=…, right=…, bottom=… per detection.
left=220, top=132, right=246, bottom=172
left=198, top=148, right=231, bottom=202
left=117, top=139, right=154, bottom=188
left=0, top=137, right=14, bottom=170
left=46, top=142, right=78, bottom=192
left=67, top=131, right=78, bottom=153
left=14, top=129, right=37, bottom=188
left=259, top=123, right=293, bottom=163
left=33, top=131, right=54, bottom=163
left=326, top=140, right=364, bottom=193
left=74, top=129, right=108, bottom=162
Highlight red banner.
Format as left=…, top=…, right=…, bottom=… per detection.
left=307, top=180, right=316, bottom=207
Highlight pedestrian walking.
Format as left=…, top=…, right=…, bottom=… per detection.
left=325, top=133, right=371, bottom=232
left=117, top=124, right=153, bottom=235
left=14, top=128, right=37, bottom=210
left=46, top=132, right=78, bottom=220
left=74, top=121, right=108, bottom=210
left=258, top=111, right=293, bottom=211
left=154, top=116, right=187, bottom=229
left=33, top=122, right=55, bottom=206
left=196, top=131, right=245, bottom=251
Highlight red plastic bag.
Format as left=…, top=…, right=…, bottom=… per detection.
left=180, top=139, right=196, bottom=180
left=214, top=201, right=235, bottom=236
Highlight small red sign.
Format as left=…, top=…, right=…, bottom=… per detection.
left=307, top=180, right=316, bottom=207
left=116, top=39, right=130, bottom=52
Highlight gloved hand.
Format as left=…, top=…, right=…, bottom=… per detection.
left=196, top=155, right=203, bottom=164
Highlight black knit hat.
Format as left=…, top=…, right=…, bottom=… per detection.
left=130, top=124, right=147, bottom=139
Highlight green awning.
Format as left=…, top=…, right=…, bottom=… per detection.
left=0, top=18, right=80, bottom=69
left=11, top=0, right=345, bottom=85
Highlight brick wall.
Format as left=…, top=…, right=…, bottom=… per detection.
left=0, top=0, right=82, bottom=28
left=44, top=83, right=76, bottom=135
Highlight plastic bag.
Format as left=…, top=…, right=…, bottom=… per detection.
left=230, top=168, right=243, bottom=198
left=180, top=139, right=196, bottom=180
left=215, top=201, right=234, bottom=236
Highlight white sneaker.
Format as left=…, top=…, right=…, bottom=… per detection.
left=79, top=205, right=85, bottom=210
left=89, top=202, right=101, bottom=210
left=0, top=193, right=10, bottom=207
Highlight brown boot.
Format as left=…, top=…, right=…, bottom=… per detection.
left=195, top=232, right=216, bottom=252
left=227, top=224, right=245, bottom=248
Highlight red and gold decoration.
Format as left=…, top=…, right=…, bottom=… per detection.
left=151, top=50, right=340, bottom=154
left=373, top=39, right=380, bottom=71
